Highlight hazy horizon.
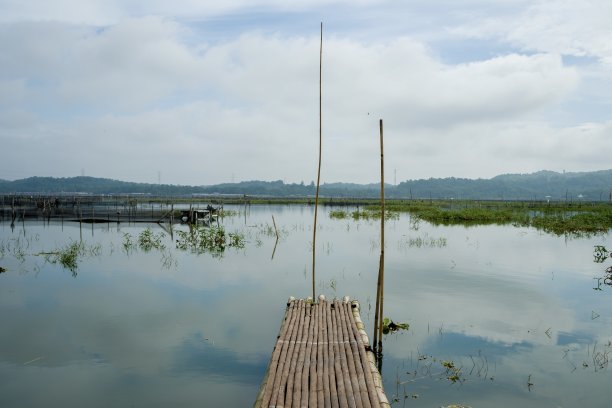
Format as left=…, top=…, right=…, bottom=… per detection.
left=2, top=167, right=611, bottom=187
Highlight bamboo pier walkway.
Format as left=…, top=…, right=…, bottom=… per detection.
left=254, top=296, right=390, bottom=408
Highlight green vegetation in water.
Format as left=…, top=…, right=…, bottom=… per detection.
left=137, top=228, right=166, bottom=252
left=0, top=234, right=39, bottom=263
left=218, top=209, right=239, bottom=217
left=121, top=230, right=176, bottom=269
left=329, top=210, right=348, bottom=219
left=41, top=241, right=102, bottom=275
left=122, top=233, right=135, bottom=253
left=593, top=245, right=612, bottom=289
left=441, top=360, right=463, bottom=384
left=531, top=211, right=612, bottom=236
left=400, top=234, right=447, bottom=249
left=382, top=317, right=409, bottom=334
left=123, top=229, right=167, bottom=253
left=329, top=208, right=399, bottom=221
left=363, top=200, right=612, bottom=236
left=175, top=225, right=245, bottom=256
left=397, top=352, right=470, bottom=392
left=593, top=245, right=610, bottom=263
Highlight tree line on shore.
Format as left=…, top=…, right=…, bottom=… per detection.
left=1, top=169, right=611, bottom=201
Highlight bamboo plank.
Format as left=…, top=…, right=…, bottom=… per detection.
left=301, top=302, right=315, bottom=408
left=341, top=302, right=371, bottom=408
left=347, top=302, right=382, bottom=408
left=270, top=301, right=303, bottom=406
left=325, top=299, right=340, bottom=408
left=317, top=301, right=326, bottom=407
left=276, top=299, right=306, bottom=407
left=259, top=300, right=299, bottom=407
left=293, top=301, right=311, bottom=407
left=330, top=301, right=349, bottom=408
left=255, top=297, right=390, bottom=408
left=334, top=299, right=356, bottom=408
left=336, top=300, right=360, bottom=408
left=308, top=301, right=319, bottom=407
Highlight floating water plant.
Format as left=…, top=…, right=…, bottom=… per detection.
left=122, top=232, right=135, bottom=253
left=137, top=228, right=166, bottom=252
left=175, top=225, right=245, bottom=255
left=40, top=241, right=101, bottom=275
left=329, top=210, right=347, bottom=219
left=382, top=317, right=409, bottom=334
left=593, top=245, right=610, bottom=263
left=400, top=234, right=447, bottom=248
left=329, top=208, right=398, bottom=221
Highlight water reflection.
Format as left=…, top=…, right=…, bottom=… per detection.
left=0, top=206, right=611, bottom=407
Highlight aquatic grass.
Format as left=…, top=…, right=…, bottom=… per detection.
left=137, top=228, right=166, bottom=252
left=329, top=207, right=398, bottom=221
left=400, top=234, right=447, bottom=249
left=329, top=210, right=348, bottom=219
left=531, top=212, right=612, bottom=236
left=41, top=241, right=102, bottom=275
left=382, top=317, right=409, bottom=334
left=409, top=206, right=528, bottom=226
left=594, top=245, right=610, bottom=263
left=175, top=225, right=245, bottom=256
left=228, top=232, right=245, bottom=248
left=1, top=235, right=37, bottom=264
left=56, top=241, right=82, bottom=272
left=219, top=209, right=239, bottom=217
left=375, top=199, right=612, bottom=236
left=122, top=233, right=136, bottom=254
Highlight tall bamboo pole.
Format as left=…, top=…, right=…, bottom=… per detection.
left=373, top=119, right=385, bottom=353
left=312, top=22, right=323, bottom=302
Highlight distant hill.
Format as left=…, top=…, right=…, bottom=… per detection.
left=0, top=176, right=203, bottom=195
left=395, top=170, right=612, bottom=200
left=0, top=170, right=611, bottom=200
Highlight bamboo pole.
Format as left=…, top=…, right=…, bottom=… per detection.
left=378, top=119, right=385, bottom=352
left=373, top=119, right=386, bottom=354
left=271, top=215, right=280, bottom=240
left=312, top=21, right=323, bottom=302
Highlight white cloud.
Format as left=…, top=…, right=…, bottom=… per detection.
left=0, top=2, right=609, bottom=183
left=452, top=0, right=612, bottom=65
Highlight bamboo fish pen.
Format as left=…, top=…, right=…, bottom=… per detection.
left=254, top=296, right=390, bottom=408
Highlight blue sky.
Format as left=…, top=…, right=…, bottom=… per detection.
left=0, top=0, right=611, bottom=185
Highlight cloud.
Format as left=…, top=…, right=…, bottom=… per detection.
left=452, top=0, right=612, bottom=65
left=0, top=3, right=607, bottom=184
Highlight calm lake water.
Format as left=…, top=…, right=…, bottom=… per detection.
left=1, top=204, right=611, bottom=407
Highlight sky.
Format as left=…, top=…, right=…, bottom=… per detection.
left=1, top=0, right=611, bottom=186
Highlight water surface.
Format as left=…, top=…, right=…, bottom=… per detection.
left=1, top=205, right=611, bottom=407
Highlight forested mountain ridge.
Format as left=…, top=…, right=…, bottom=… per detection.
left=0, top=170, right=611, bottom=200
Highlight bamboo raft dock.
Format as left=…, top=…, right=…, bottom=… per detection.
left=254, top=296, right=390, bottom=408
